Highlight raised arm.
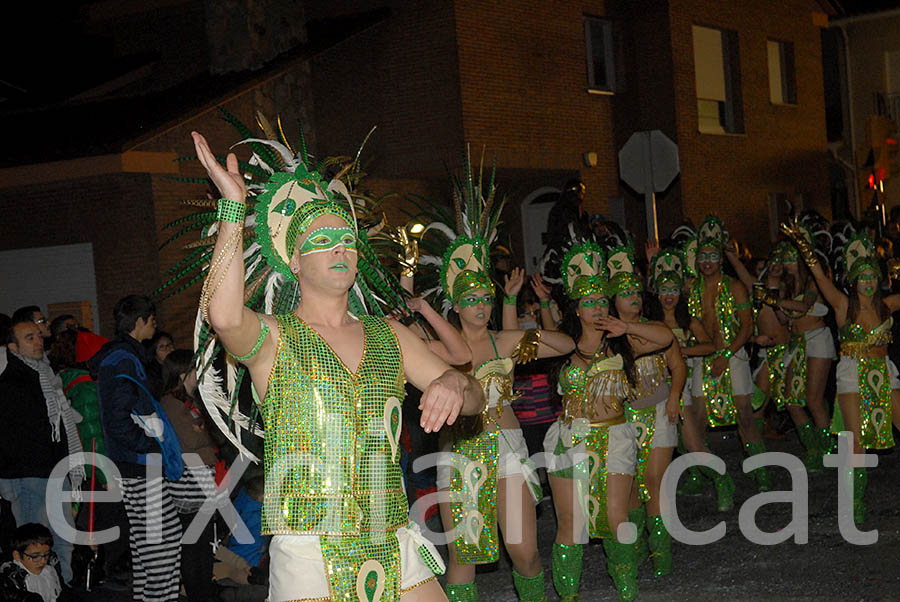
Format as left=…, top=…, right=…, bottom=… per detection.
left=191, top=132, right=275, bottom=369
left=724, top=242, right=756, bottom=292
left=501, top=268, right=526, bottom=330
left=392, top=321, right=485, bottom=433
left=530, top=274, right=557, bottom=330
left=406, top=296, right=471, bottom=365
left=781, top=220, right=848, bottom=320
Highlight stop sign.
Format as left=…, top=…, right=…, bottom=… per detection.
left=618, top=130, right=680, bottom=194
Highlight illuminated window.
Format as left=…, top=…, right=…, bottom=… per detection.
left=768, top=39, right=797, bottom=105
left=584, top=17, right=615, bottom=93
left=692, top=25, right=743, bottom=134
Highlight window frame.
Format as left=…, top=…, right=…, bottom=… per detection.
left=584, top=16, right=615, bottom=94
left=692, top=24, right=744, bottom=135
left=767, top=38, right=797, bottom=106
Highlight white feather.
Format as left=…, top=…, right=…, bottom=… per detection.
left=419, top=255, right=442, bottom=267
left=422, top=222, right=458, bottom=241
left=234, top=138, right=296, bottom=170
left=264, top=272, right=283, bottom=314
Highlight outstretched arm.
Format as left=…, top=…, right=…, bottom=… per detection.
left=192, top=132, right=276, bottom=370
left=597, top=316, right=674, bottom=349
left=724, top=242, right=756, bottom=292
left=407, top=297, right=471, bottom=365
left=392, top=321, right=485, bottom=433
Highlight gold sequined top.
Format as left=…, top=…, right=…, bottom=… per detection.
left=259, top=314, right=408, bottom=536
left=471, top=332, right=519, bottom=420
left=839, top=317, right=893, bottom=359
left=559, top=353, right=629, bottom=423
left=630, top=352, right=668, bottom=399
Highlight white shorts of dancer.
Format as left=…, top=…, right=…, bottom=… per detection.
left=682, top=357, right=703, bottom=407
left=649, top=398, right=678, bottom=448
left=543, top=418, right=638, bottom=476
left=803, top=326, right=837, bottom=359
left=436, top=428, right=540, bottom=498
left=267, top=523, right=441, bottom=602
left=836, top=355, right=900, bottom=395
left=728, top=347, right=753, bottom=396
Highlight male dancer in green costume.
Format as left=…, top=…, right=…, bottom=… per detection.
left=687, top=216, right=771, bottom=494
left=191, top=131, right=485, bottom=602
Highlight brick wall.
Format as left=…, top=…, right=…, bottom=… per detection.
left=668, top=0, right=830, bottom=255
left=0, top=173, right=159, bottom=337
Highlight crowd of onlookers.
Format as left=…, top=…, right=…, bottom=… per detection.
left=0, top=299, right=268, bottom=601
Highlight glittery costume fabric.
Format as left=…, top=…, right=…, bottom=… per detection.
left=838, top=319, right=895, bottom=449
left=765, top=343, right=788, bottom=410
left=784, top=333, right=807, bottom=407
left=448, top=428, right=500, bottom=564
left=627, top=353, right=669, bottom=502
left=688, top=275, right=742, bottom=426
left=259, top=314, right=409, bottom=600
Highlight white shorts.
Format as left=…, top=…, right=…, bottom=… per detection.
left=543, top=418, right=638, bottom=476
left=836, top=355, right=900, bottom=395
left=436, top=428, right=539, bottom=495
left=728, top=347, right=753, bottom=396
left=804, top=326, right=837, bottom=359
left=650, top=399, right=678, bottom=448
left=268, top=523, right=441, bottom=601
left=682, top=357, right=703, bottom=406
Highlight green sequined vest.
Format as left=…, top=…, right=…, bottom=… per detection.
left=259, top=314, right=407, bottom=536
left=688, top=274, right=741, bottom=346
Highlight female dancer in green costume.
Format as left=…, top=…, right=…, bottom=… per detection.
left=542, top=238, right=673, bottom=602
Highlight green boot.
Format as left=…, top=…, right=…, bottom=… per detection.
left=678, top=465, right=708, bottom=495
left=602, top=539, right=638, bottom=602
left=853, top=468, right=868, bottom=523
left=446, top=581, right=478, bottom=602
left=818, top=426, right=837, bottom=457
left=627, top=506, right=648, bottom=566
left=698, top=465, right=735, bottom=511
left=745, top=440, right=773, bottom=492
left=646, top=515, right=672, bottom=577
left=512, top=570, right=546, bottom=602
left=551, top=543, right=582, bottom=601
left=796, top=422, right=823, bottom=473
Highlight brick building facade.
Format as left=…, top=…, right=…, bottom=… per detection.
left=0, top=0, right=834, bottom=340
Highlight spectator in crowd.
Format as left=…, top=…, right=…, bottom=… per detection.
left=0, top=313, right=11, bottom=375
left=213, top=475, right=267, bottom=587
left=90, top=295, right=186, bottom=602
left=145, top=331, right=175, bottom=398
left=0, top=523, right=74, bottom=602
left=0, top=320, right=83, bottom=584
left=11, top=307, right=51, bottom=341
left=160, top=349, right=219, bottom=602
left=49, top=316, right=78, bottom=342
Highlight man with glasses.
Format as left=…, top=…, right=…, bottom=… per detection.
left=0, top=320, right=81, bottom=583
left=12, top=306, right=52, bottom=340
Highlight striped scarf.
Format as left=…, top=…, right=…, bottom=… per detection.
left=11, top=351, right=85, bottom=496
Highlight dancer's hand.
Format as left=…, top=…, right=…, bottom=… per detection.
left=710, top=355, right=727, bottom=378
left=504, top=268, right=526, bottom=296
left=666, top=398, right=681, bottom=424
left=419, top=369, right=469, bottom=433
left=191, top=132, right=247, bottom=204
left=530, top=274, right=551, bottom=300
left=645, top=238, right=660, bottom=262
left=595, top=316, right=628, bottom=337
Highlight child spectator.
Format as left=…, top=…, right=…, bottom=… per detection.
left=0, top=523, right=72, bottom=602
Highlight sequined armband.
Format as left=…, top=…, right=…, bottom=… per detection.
left=216, top=198, right=247, bottom=224
left=733, top=301, right=751, bottom=311
left=229, top=316, right=270, bottom=362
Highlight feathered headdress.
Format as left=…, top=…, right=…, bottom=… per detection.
left=412, top=146, right=506, bottom=314
left=542, top=224, right=607, bottom=299
left=697, top=215, right=728, bottom=250
left=155, top=109, right=407, bottom=461
left=671, top=223, right=698, bottom=279
left=649, top=247, right=685, bottom=291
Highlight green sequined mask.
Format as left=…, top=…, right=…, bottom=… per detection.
left=299, top=226, right=357, bottom=256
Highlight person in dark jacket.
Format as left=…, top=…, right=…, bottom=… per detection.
left=0, top=321, right=81, bottom=584
left=0, top=523, right=75, bottom=602
left=89, top=295, right=185, bottom=602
